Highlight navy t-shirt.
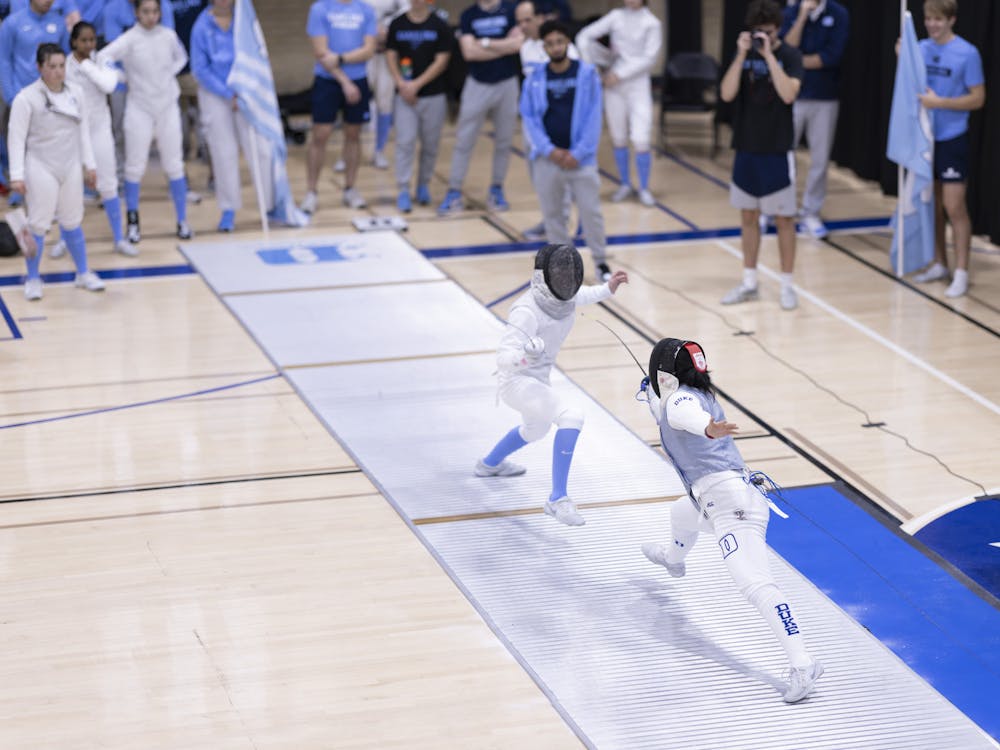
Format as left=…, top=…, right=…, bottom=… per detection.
left=460, top=1, right=518, bottom=84
left=779, top=0, right=849, bottom=100
left=387, top=11, right=452, bottom=97
left=542, top=60, right=578, bottom=149
left=730, top=43, right=804, bottom=153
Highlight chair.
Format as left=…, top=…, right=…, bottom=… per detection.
left=659, top=52, right=720, bottom=155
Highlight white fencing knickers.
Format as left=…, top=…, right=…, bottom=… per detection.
left=604, top=75, right=653, bottom=151
left=368, top=53, right=395, bottom=116
left=89, top=113, right=119, bottom=201
left=25, top=154, right=85, bottom=235
left=123, top=98, right=185, bottom=183
left=498, top=375, right=584, bottom=442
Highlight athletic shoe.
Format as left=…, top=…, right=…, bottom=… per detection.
left=24, top=277, right=42, bottom=301
left=798, top=214, right=828, bottom=239
left=397, top=190, right=412, bottom=213
left=176, top=221, right=193, bottom=240
left=913, top=263, right=948, bottom=283
left=611, top=184, right=633, bottom=203
left=487, top=185, right=510, bottom=212
left=783, top=660, right=825, bottom=703
left=373, top=151, right=389, bottom=170
left=217, top=209, right=235, bottom=233
left=474, top=458, right=526, bottom=477
left=944, top=272, right=969, bottom=298
left=415, top=184, right=431, bottom=205
left=720, top=284, right=759, bottom=305
left=641, top=542, right=686, bottom=577
left=597, top=262, right=612, bottom=283
left=74, top=270, right=105, bottom=292
left=114, top=239, right=138, bottom=257
left=299, top=191, right=318, bottom=215
left=186, top=191, right=203, bottom=205
left=437, top=189, right=464, bottom=216
left=333, top=158, right=345, bottom=173
left=523, top=221, right=546, bottom=241
left=544, top=496, right=585, bottom=526
left=780, top=286, right=799, bottom=311
left=343, top=187, right=367, bottom=209
left=638, top=188, right=656, bottom=206
left=49, top=239, right=67, bottom=259
left=126, top=210, right=141, bottom=244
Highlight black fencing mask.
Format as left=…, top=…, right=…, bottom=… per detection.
left=534, top=243, right=583, bottom=301
left=648, top=338, right=708, bottom=396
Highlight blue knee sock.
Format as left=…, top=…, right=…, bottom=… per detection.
left=550, top=428, right=580, bottom=502
left=62, top=226, right=88, bottom=273
left=483, top=426, right=528, bottom=467
left=613, top=147, right=631, bottom=186
left=169, top=177, right=188, bottom=222
left=375, top=113, right=393, bottom=154
left=26, top=234, right=44, bottom=279
left=635, top=151, right=652, bottom=191
left=103, top=197, right=123, bottom=243
left=124, top=180, right=141, bottom=212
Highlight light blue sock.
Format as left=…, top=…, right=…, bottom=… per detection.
left=169, top=177, right=188, bottom=222
left=483, top=426, right=528, bottom=467
left=635, top=151, right=652, bottom=190
left=549, top=428, right=580, bottom=502
left=26, top=234, right=44, bottom=279
left=375, top=113, right=393, bottom=153
left=103, top=197, right=123, bottom=243
left=124, top=180, right=141, bottom=212
left=613, top=147, right=630, bottom=186
left=62, top=226, right=88, bottom=273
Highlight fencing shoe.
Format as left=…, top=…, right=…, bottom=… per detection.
left=114, top=239, right=138, bottom=257
left=784, top=661, right=825, bottom=703
left=49, top=239, right=67, bottom=259
left=641, top=542, right=686, bottom=577
left=24, top=277, right=43, bottom=301
left=544, top=496, right=585, bottom=526
left=638, top=189, right=656, bottom=206
left=611, top=184, right=633, bottom=203
left=126, top=210, right=141, bottom=244
left=74, top=271, right=105, bottom=292
left=474, top=459, right=526, bottom=477
left=176, top=221, right=193, bottom=240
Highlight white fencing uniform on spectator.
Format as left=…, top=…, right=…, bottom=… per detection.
left=365, top=0, right=408, bottom=167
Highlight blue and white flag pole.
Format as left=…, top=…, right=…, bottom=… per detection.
left=227, top=0, right=309, bottom=230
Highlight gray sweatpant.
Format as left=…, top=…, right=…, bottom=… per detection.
left=447, top=76, right=518, bottom=191
left=792, top=99, right=839, bottom=218
left=533, top=158, right=606, bottom=263
left=394, top=92, right=447, bottom=190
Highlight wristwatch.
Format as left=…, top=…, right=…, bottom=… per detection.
left=481, top=37, right=492, bottom=48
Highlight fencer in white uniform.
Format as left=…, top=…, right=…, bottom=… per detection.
left=575, top=0, right=661, bottom=206
left=66, top=20, right=134, bottom=257
left=98, top=0, right=192, bottom=244
left=8, top=43, right=104, bottom=301
left=639, top=337, right=824, bottom=703
left=365, top=0, right=409, bottom=169
left=475, top=243, right=628, bottom=526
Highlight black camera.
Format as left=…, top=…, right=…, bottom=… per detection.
left=752, top=35, right=765, bottom=51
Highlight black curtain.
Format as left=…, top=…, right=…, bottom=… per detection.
left=720, top=0, right=1000, bottom=244
left=668, top=0, right=703, bottom=56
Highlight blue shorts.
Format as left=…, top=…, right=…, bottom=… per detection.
left=933, top=133, right=969, bottom=183
left=311, top=75, right=371, bottom=125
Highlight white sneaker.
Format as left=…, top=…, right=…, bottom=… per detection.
left=944, top=271, right=969, bottom=298
left=641, top=542, right=686, bottom=577
left=913, top=263, right=948, bottom=283
left=49, top=239, right=67, bottom=259
left=544, top=496, right=585, bottom=526
left=114, top=239, right=138, bottom=257
left=611, top=184, right=634, bottom=203
left=638, top=189, right=655, bottom=206
left=74, top=270, right=105, bottom=292
left=333, top=159, right=346, bottom=173
left=342, top=187, right=367, bottom=209
left=720, top=284, right=759, bottom=305
left=24, top=277, right=43, bottom=301
left=372, top=151, right=389, bottom=170
left=783, top=660, right=824, bottom=703
left=799, top=214, right=828, bottom=239
left=186, top=190, right=203, bottom=205
left=299, top=191, right=318, bottom=215
left=780, top=286, right=798, bottom=310
left=474, top=459, right=526, bottom=477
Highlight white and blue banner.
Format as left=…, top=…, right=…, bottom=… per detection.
left=227, top=0, right=309, bottom=228
left=887, top=12, right=935, bottom=276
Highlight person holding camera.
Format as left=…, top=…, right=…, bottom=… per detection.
left=719, top=0, right=803, bottom=311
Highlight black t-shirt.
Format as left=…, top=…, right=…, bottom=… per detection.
left=387, top=11, right=452, bottom=97
left=542, top=60, right=579, bottom=149
left=460, top=1, right=518, bottom=84
left=730, top=43, right=804, bottom=153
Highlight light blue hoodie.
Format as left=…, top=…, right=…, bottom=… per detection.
left=519, top=58, right=602, bottom=168
left=189, top=7, right=233, bottom=99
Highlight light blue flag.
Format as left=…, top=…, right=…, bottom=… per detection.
left=887, top=12, right=934, bottom=276
left=227, top=0, right=309, bottom=228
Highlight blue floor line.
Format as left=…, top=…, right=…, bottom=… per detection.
left=0, top=290, right=22, bottom=340
left=0, top=263, right=196, bottom=288
left=768, top=483, right=1000, bottom=740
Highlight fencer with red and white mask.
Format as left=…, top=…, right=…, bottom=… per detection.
left=639, top=337, right=824, bottom=703
left=475, top=243, right=628, bottom=526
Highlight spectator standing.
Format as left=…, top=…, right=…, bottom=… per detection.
left=911, top=0, right=984, bottom=298
left=300, top=0, right=377, bottom=213
left=365, top=0, right=407, bottom=170
left=575, top=0, right=661, bottom=207
left=8, top=43, right=104, bottom=299
left=718, top=0, right=803, bottom=311
left=9, top=0, right=80, bottom=29
left=520, top=20, right=612, bottom=282
left=98, top=0, right=192, bottom=243
left=384, top=0, right=450, bottom=212
left=778, top=0, right=849, bottom=239
left=437, top=0, right=523, bottom=216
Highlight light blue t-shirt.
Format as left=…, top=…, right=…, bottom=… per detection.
left=920, top=35, right=984, bottom=141
left=10, top=0, right=78, bottom=16
left=306, top=0, right=376, bottom=82
left=0, top=7, right=70, bottom=104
